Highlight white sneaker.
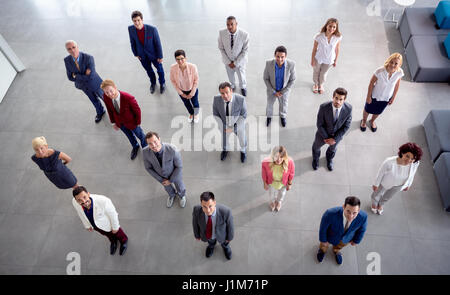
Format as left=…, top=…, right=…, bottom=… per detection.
left=193, top=115, right=199, bottom=123
left=167, top=196, right=175, bottom=208
left=179, top=196, right=187, bottom=208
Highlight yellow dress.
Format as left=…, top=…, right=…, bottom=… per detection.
left=270, top=164, right=285, bottom=190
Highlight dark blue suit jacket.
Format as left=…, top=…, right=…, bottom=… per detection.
left=319, top=206, right=367, bottom=245
left=64, top=52, right=102, bottom=91
left=128, top=24, right=163, bottom=60
left=316, top=101, right=352, bottom=143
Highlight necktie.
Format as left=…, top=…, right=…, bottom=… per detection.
left=334, top=108, right=339, bottom=124
left=74, top=59, right=80, bottom=71
left=206, top=215, right=212, bottom=240
left=344, top=220, right=350, bottom=233
left=113, top=99, right=120, bottom=114
left=226, top=101, right=230, bottom=126
left=230, top=34, right=234, bottom=49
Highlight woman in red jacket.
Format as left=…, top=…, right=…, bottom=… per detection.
left=261, top=146, right=295, bottom=212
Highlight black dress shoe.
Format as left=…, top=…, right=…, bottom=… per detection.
left=241, top=88, right=247, bottom=97
left=240, top=152, right=247, bottom=163
left=150, top=84, right=156, bottom=94
left=160, top=84, right=166, bottom=94
left=119, top=241, right=128, bottom=256
left=110, top=240, right=118, bottom=255
left=130, top=146, right=139, bottom=160
left=369, top=121, right=377, bottom=132
left=281, top=117, right=286, bottom=127
left=220, top=151, right=228, bottom=161
left=266, top=117, right=271, bottom=127
left=206, top=246, right=215, bottom=258
left=312, top=159, right=319, bottom=170
left=95, top=111, right=105, bottom=123
left=360, top=120, right=366, bottom=132
left=223, top=247, right=232, bottom=260
left=327, top=160, right=334, bottom=171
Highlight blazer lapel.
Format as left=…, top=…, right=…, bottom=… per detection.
left=271, top=59, right=276, bottom=87
left=217, top=97, right=226, bottom=122
left=283, top=61, right=289, bottom=88
left=160, top=144, right=166, bottom=170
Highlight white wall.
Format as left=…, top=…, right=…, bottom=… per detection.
left=0, top=50, right=17, bottom=103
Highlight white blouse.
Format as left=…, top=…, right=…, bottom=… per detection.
left=371, top=67, right=404, bottom=102
left=374, top=156, right=420, bottom=190
left=314, top=32, right=342, bottom=65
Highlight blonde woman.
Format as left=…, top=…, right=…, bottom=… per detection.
left=311, top=18, right=342, bottom=94
left=360, top=53, right=404, bottom=132
left=31, top=136, right=78, bottom=189
left=261, top=146, right=295, bottom=212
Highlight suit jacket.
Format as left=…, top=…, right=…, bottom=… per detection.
left=192, top=204, right=234, bottom=243
left=263, top=59, right=296, bottom=96
left=72, top=194, right=120, bottom=232
left=315, top=101, right=352, bottom=143
left=103, top=90, right=141, bottom=130
left=319, top=206, right=368, bottom=245
left=261, top=157, right=295, bottom=186
left=142, top=143, right=183, bottom=183
left=64, top=52, right=103, bottom=91
left=128, top=24, right=163, bottom=60
left=212, top=93, right=247, bottom=133
left=218, top=28, right=249, bottom=67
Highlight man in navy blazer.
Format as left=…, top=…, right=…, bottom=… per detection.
left=64, top=40, right=105, bottom=123
left=128, top=10, right=166, bottom=94
left=312, top=87, right=352, bottom=171
left=317, top=196, right=368, bottom=265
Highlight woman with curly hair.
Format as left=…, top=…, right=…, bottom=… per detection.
left=371, top=142, right=423, bottom=215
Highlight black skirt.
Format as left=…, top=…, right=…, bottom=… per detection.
left=364, top=98, right=389, bottom=115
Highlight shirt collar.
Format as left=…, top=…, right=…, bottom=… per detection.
left=275, top=62, right=285, bottom=69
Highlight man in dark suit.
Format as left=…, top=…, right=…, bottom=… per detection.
left=64, top=40, right=105, bottom=123
left=192, top=191, right=234, bottom=260
left=128, top=10, right=165, bottom=94
left=100, top=79, right=147, bottom=160
left=143, top=131, right=187, bottom=209
left=312, top=87, right=352, bottom=171
left=317, top=196, right=367, bottom=265
left=212, top=82, right=247, bottom=163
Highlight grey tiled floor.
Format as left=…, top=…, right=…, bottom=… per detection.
left=0, top=0, right=449, bottom=275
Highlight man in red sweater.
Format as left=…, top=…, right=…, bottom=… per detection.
left=100, top=79, right=147, bottom=160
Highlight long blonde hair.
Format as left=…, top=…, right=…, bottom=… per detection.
left=384, top=53, right=403, bottom=70
left=269, top=146, right=289, bottom=172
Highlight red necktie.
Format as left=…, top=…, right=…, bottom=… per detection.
left=206, top=215, right=212, bottom=240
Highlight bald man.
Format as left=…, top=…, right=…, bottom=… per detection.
left=64, top=40, right=105, bottom=123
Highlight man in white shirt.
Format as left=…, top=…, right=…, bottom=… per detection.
left=218, top=16, right=249, bottom=97
left=72, top=186, right=128, bottom=256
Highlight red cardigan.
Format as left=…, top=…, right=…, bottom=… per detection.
left=104, top=91, right=141, bottom=130
left=261, top=157, right=295, bottom=186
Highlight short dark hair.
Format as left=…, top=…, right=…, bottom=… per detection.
left=145, top=131, right=160, bottom=140
left=73, top=186, right=88, bottom=198
left=274, top=46, right=287, bottom=55
left=218, top=82, right=232, bottom=91
left=227, top=16, right=236, bottom=22
left=174, top=49, right=186, bottom=59
left=344, top=196, right=360, bottom=208
left=131, top=10, right=143, bottom=20
left=398, top=142, right=423, bottom=162
left=200, top=191, right=215, bottom=203
left=333, top=87, right=348, bottom=99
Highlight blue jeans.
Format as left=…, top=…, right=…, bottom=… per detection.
left=179, top=89, right=199, bottom=115
left=82, top=87, right=104, bottom=116
left=120, top=125, right=147, bottom=149
left=140, top=55, right=165, bottom=85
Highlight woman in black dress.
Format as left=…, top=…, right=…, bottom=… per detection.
left=31, top=136, right=78, bottom=189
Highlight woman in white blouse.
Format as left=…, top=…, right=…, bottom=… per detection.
left=371, top=142, right=422, bottom=215
left=360, top=53, right=404, bottom=132
left=310, top=18, right=342, bottom=94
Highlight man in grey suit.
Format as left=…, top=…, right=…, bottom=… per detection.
left=213, top=82, right=248, bottom=163
left=312, top=87, right=352, bottom=171
left=218, top=16, right=249, bottom=97
left=143, top=131, right=187, bottom=208
left=263, top=46, right=296, bottom=127
left=192, top=191, right=234, bottom=260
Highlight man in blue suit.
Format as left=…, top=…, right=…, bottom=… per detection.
left=317, top=196, right=367, bottom=265
left=64, top=40, right=105, bottom=123
left=128, top=10, right=166, bottom=94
